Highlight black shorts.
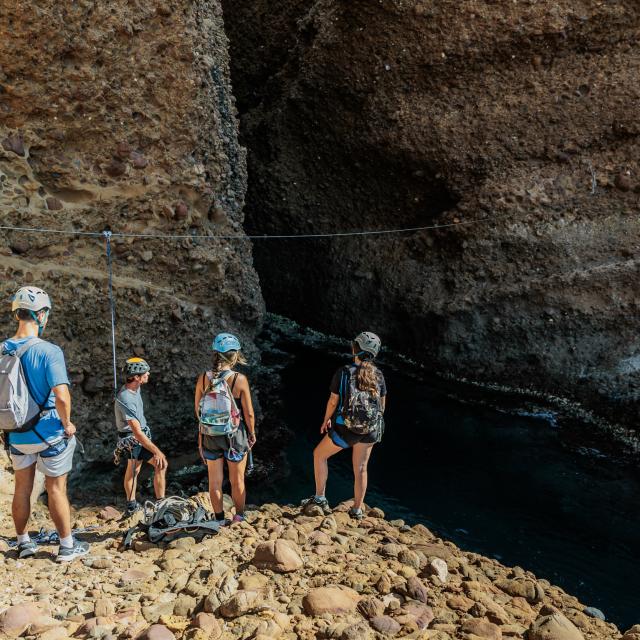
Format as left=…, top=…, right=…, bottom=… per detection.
left=202, top=422, right=249, bottom=462
left=130, top=442, right=154, bottom=462
left=329, top=421, right=380, bottom=448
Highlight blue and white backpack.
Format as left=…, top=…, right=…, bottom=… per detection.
left=198, top=370, right=241, bottom=437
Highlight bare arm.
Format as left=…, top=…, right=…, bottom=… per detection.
left=381, top=396, right=386, bottom=413
left=52, top=384, right=75, bottom=437
left=194, top=374, right=206, bottom=418
left=321, top=392, right=340, bottom=433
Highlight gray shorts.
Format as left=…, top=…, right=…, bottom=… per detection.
left=10, top=437, right=77, bottom=477
left=203, top=422, right=249, bottom=462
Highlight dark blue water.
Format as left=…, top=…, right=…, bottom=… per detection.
left=253, top=342, right=640, bottom=632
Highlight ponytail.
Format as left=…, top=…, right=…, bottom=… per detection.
left=357, top=359, right=380, bottom=397
left=212, top=350, right=247, bottom=373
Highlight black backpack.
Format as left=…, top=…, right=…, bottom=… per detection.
left=340, top=366, right=384, bottom=436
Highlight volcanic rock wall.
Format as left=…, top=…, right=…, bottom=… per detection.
left=0, top=1, right=264, bottom=459
left=223, top=0, right=640, bottom=430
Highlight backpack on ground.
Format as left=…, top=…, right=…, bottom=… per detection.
left=0, top=338, right=47, bottom=432
left=341, top=366, right=384, bottom=436
left=198, top=370, right=241, bottom=437
left=123, top=496, right=220, bottom=548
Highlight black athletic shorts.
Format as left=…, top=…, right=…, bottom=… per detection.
left=329, top=421, right=380, bottom=448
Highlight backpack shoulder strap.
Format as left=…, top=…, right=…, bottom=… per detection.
left=13, top=337, right=44, bottom=358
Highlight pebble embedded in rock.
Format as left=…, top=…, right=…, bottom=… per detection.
left=45, top=197, right=63, bottom=210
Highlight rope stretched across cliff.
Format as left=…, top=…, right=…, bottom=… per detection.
left=0, top=214, right=504, bottom=240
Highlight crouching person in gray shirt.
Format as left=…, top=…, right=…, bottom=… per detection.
left=114, top=357, right=167, bottom=515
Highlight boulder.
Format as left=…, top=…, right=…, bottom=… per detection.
left=138, top=624, right=176, bottom=640
left=494, top=578, right=544, bottom=604
left=0, top=603, right=57, bottom=638
left=426, top=558, right=448, bottom=582
left=357, top=597, right=385, bottom=619
left=623, top=625, right=640, bottom=640
left=191, top=612, right=221, bottom=637
left=252, top=539, right=303, bottom=573
left=528, top=613, right=585, bottom=640
left=402, top=602, right=434, bottom=630
left=219, top=590, right=269, bottom=618
left=459, top=618, right=502, bottom=640
left=370, top=616, right=401, bottom=635
left=406, top=576, right=430, bottom=603
left=302, top=586, right=360, bottom=616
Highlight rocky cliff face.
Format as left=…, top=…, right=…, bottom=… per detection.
left=222, top=0, right=640, bottom=433
left=0, top=0, right=264, bottom=458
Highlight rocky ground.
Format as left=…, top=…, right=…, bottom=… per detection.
left=0, top=0, right=264, bottom=461
left=222, top=0, right=640, bottom=438
left=0, top=453, right=637, bottom=640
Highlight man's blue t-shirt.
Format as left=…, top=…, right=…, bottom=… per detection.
left=2, top=337, right=70, bottom=452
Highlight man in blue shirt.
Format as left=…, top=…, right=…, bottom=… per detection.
left=3, top=286, right=90, bottom=562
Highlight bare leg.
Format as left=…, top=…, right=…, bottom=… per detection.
left=227, top=456, right=248, bottom=515
left=45, top=474, right=72, bottom=538
left=206, top=458, right=225, bottom=513
left=148, top=459, right=167, bottom=499
left=313, top=435, right=343, bottom=497
left=124, top=460, right=143, bottom=502
left=12, top=464, right=36, bottom=535
left=352, top=443, right=374, bottom=510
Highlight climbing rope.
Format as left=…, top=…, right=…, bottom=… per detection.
left=103, top=230, right=118, bottom=397
left=0, top=214, right=505, bottom=240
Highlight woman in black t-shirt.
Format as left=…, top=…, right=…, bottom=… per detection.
left=301, top=332, right=386, bottom=520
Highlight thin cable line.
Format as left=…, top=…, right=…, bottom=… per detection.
left=103, top=231, right=118, bottom=397
left=0, top=214, right=503, bottom=241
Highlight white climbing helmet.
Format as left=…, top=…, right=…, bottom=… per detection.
left=353, top=331, right=381, bottom=359
left=11, top=286, right=52, bottom=312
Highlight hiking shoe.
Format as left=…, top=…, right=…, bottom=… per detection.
left=17, top=540, right=37, bottom=559
left=56, top=539, right=90, bottom=563
left=301, top=495, right=332, bottom=515
left=221, top=514, right=245, bottom=527
left=125, top=501, right=142, bottom=516
left=348, top=507, right=364, bottom=521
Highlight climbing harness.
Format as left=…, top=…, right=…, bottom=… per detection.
left=113, top=424, right=152, bottom=466
left=122, top=495, right=220, bottom=548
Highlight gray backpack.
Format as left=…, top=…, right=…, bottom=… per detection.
left=0, top=338, right=45, bottom=432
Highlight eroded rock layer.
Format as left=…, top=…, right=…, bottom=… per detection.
left=223, top=0, right=640, bottom=431
left=0, top=1, right=264, bottom=458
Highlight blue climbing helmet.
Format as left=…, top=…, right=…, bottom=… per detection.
left=212, top=333, right=241, bottom=353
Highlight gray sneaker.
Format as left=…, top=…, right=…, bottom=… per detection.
left=56, top=539, right=90, bottom=563
left=348, top=507, right=364, bottom=521
left=17, top=540, right=38, bottom=559
left=301, top=495, right=332, bottom=515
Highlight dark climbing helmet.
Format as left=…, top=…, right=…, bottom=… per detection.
left=212, top=333, right=241, bottom=353
left=125, top=357, right=150, bottom=377
left=353, top=331, right=381, bottom=359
